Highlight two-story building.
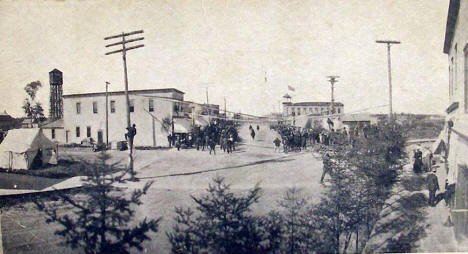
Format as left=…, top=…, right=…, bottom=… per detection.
left=435, top=0, right=468, bottom=241
left=62, top=88, right=185, bottom=147
left=282, top=101, right=344, bottom=117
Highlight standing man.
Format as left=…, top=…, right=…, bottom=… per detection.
left=125, top=124, right=137, bottom=150
left=320, top=152, right=332, bottom=184
left=427, top=169, right=440, bottom=206
left=209, top=137, right=216, bottom=155
left=413, top=149, right=423, bottom=174
left=167, top=134, right=172, bottom=148
left=175, top=136, right=182, bottom=151
left=273, top=137, right=281, bottom=152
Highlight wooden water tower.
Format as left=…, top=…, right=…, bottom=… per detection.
left=49, top=69, right=63, bottom=120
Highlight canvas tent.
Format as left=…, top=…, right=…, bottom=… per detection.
left=0, top=128, right=57, bottom=170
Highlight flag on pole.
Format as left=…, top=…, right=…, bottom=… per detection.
left=288, top=85, right=295, bottom=92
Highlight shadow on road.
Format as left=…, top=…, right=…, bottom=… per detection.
left=139, top=156, right=296, bottom=179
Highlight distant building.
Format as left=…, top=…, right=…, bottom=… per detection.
left=20, top=118, right=38, bottom=128
left=200, top=104, right=219, bottom=116
left=340, top=113, right=378, bottom=126
left=62, top=88, right=185, bottom=147
left=0, top=110, right=19, bottom=131
left=282, top=102, right=344, bottom=117
left=40, top=119, right=65, bottom=144
left=435, top=0, right=468, bottom=241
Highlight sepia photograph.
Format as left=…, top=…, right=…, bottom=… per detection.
left=0, top=0, right=466, bottom=253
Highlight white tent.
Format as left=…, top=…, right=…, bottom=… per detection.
left=0, top=128, right=57, bottom=170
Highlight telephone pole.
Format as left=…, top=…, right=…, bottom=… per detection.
left=327, top=76, right=340, bottom=115
left=224, top=97, right=227, bottom=120
left=105, top=81, right=110, bottom=149
left=105, top=30, right=144, bottom=179
left=376, top=40, right=400, bottom=118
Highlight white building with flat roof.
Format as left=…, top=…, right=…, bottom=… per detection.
left=62, top=88, right=185, bottom=147
left=282, top=101, right=344, bottom=117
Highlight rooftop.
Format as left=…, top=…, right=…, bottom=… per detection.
left=40, top=119, right=64, bottom=129
left=49, top=68, right=62, bottom=74
left=443, top=0, right=460, bottom=54
left=340, top=113, right=373, bottom=122
left=63, top=88, right=185, bottom=98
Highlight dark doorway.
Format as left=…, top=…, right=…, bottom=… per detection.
left=31, top=149, right=43, bottom=169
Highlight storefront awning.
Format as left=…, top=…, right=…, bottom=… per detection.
left=194, top=118, right=209, bottom=127
left=173, top=118, right=192, bottom=133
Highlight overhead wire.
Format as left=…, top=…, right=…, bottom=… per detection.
left=134, top=94, right=389, bottom=124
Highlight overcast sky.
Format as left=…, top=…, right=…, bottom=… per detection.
left=0, top=0, right=450, bottom=117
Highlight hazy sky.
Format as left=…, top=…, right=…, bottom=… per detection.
left=0, top=0, right=450, bottom=117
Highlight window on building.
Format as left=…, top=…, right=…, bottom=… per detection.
left=149, top=99, right=154, bottom=112
left=76, top=102, right=81, bottom=114
left=129, top=99, right=135, bottom=113
left=110, top=100, right=116, bottom=113
left=51, top=129, right=55, bottom=139
left=87, top=126, right=91, bottom=138
left=93, top=101, right=98, bottom=114
left=76, top=127, right=80, bottom=137
left=337, top=108, right=341, bottom=114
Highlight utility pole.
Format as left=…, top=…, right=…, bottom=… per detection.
left=105, top=81, right=110, bottom=149
left=376, top=40, right=400, bottom=118
left=206, top=87, right=209, bottom=104
left=224, top=97, right=227, bottom=120
left=104, top=30, right=144, bottom=179
left=327, top=76, right=340, bottom=115
left=192, top=106, right=195, bottom=127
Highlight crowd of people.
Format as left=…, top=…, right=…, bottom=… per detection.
left=168, top=119, right=240, bottom=155
left=271, top=124, right=354, bottom=153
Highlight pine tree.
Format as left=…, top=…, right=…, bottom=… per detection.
left=167, top=177, right=277, bottom=254
left=35, top=153, right=160, bottom=254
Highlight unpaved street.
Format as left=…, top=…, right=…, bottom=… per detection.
left=2, top=124, right=326, bottom=254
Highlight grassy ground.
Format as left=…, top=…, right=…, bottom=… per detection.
left=0, top=150, right=126, bottom=181
left=0, top=160, right=88, bottom=180
left=402, top=116, right=444, bottom=140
